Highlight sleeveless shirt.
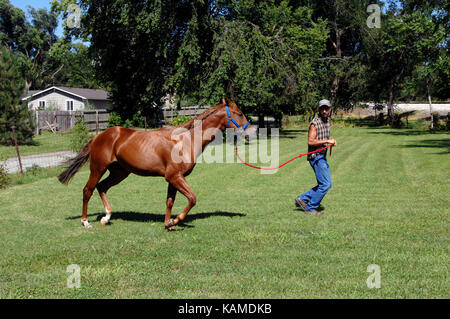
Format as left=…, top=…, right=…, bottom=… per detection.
left=307, top=116, right=330, bottom=161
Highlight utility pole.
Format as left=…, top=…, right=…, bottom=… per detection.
left=11, top=124, right=24, bottom=175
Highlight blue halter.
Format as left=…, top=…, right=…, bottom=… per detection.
left=225, top=104, right=250, bottom=130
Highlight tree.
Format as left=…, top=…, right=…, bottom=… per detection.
left=2, top=0, right=104, bottom=92
left=50, top=0, right=448, bottom=125
left=0, top=0, right=27, bottom=52
left=0, top=46, right=34, bottom=145
left=299, top=0, right=375, bottom=110
left=0, top=0, right=64, bottom=90
left=172, top=0, right=328, bottom=124
left=64, top=0, right=198, bottom=121
left=52, top=0, right=329, bottom=124
left=362, top=1, right=447, bottom=124
left=55, top=42, right=101, bottom=88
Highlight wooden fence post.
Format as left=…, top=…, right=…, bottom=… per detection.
left=11, top=124, right=24, bottom=176
left=35, top=111, right=39, bottom=135
left=95, top=110, right=99, bottom=135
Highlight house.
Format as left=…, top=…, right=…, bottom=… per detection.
left=21, top=86, right=110, bottom=111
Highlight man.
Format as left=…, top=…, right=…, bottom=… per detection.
left=295, top=99, right=337, bottom=215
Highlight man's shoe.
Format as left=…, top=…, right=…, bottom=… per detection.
left=304, top=209, right=323, bottom=216
left=295, top=197, right=307, bottom=211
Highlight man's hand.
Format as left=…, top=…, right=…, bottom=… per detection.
left=327, top=138, right=337, bottom=146
left=308, top=124, right=337, bottom=147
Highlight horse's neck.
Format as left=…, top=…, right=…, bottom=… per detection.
left=189, top=112, right=225, bottom=157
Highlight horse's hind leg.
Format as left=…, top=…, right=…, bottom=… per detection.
left=164, top=183, right=177, bottom=230
left=96, top=163, right=129, bottom=225
left=82, top=167, right=106, bottom=228
left=165, top=174, right=196, bottom=230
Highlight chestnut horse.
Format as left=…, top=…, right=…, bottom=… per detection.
left=58, top=98, right=254, bottom=230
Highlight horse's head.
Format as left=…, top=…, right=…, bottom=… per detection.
left=221, top=97, right=257, bottom=140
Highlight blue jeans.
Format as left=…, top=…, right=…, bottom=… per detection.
left=300, top=154, right=332, bottom=211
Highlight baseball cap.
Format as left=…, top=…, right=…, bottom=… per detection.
left=318, top=99, right=332, bottom=108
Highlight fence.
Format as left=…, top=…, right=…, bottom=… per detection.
left=162, top=106, right=209, bottom=124
left=35, top=109, right=110, bottom=134
left=35, top=107, right=210, bottom=133
left=1, top=151, right=77, bottom=174
left=83, top=110, right=110, bottom=131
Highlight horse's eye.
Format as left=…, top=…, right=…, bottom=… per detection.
left=238, top=113, right=243, bottom=117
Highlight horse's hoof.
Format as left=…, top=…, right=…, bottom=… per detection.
left=100, top=217, right=109, bottom=226
left=81, top=220, right=92, bottom=228
left=165, top=226, right=176, bottom=231
left=165, top=218, right=175, bottom=230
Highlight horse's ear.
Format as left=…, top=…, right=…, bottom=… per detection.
left=222, top=97, right=232, bottom=106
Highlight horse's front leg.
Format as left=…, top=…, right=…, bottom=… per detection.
left=164, top=183, right=177, bottom=230
left=165, top=174, right=196, bottom=230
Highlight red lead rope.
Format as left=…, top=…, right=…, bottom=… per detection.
left=235, top=144, right=333, bottom=170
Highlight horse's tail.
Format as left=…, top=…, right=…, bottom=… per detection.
left=58, top=140, right=92, bottom=185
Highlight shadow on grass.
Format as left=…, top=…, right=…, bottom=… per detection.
left=367, top=129, right=435, bottom=136
left=279, top=129, right=308, bottom=139
left=245, top=128, right=307, bottom=140
left=66, top=210, right=246, bottom=228
left=398, top=138, right=450, bottom=154
left=294, top=205, right=325, bottom=212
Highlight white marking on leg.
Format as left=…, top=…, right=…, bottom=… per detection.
left=101, top=208, right=111, bottom=225
left=81, top=219, right=92, bottom=228
left=104, top=211, right=111, bottom=223
left=105, top=207, right=112, bottom=221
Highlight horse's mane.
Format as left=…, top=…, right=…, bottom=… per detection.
left=177, top=104, right=223, bottom=130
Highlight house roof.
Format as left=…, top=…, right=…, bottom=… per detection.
left=21, top=86, right=110, bottom=101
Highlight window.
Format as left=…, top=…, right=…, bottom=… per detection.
left=39, top=100, right=46, bottom=109
left=66, top=100, right=74, bottom=111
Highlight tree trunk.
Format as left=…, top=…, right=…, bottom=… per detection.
left=330, top=11, right=342, bottom=101
left=227, top=80, right=235, bottom=100
left=427, top=77, right=433, bottom=130
left=258, top=109, right=265, bottom=128
left=25, top=80, right=31, bottom=93
left=387, top=79, right=395, bottom=125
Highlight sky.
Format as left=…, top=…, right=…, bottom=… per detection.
left=10, top=0, right=64, bottom=37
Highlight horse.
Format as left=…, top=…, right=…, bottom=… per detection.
left=58, top=98, right=255, bottom=230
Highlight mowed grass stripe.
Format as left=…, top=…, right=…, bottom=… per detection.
left=401, top=133, right=449, bottom=203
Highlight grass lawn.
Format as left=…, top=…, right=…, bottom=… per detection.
left=0, top=130, right=97, bottom=159
left=0, top=131, right=73, bottom=159
left=0, top=126, right=448, bottom=298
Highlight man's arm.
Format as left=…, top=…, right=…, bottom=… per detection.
left=307, top=124, right=337, bottom=147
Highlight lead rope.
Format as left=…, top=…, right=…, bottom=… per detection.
left=235, top=144, right=333, bottom=170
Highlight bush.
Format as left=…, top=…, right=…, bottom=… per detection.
left=0, top=159, right=10, bottom=189
left=432, top=112, right=440, bottom=129
left=170, top=114, right=192, bottom=126
left=123, top=119, right=133, bottom=128
left=70, top=119, right=90, bottom=152
left=378, top=113, right=385, bottom=126
left=108, top=111, right=147, bottom=128
left=429, top=113, right=448, bottom=131
left=132, top=110, right=145, bottom=127
left=27, top=164, right=42, bottom=176
left=392, top=113, right=404, bottom=128
left=108, top=112, right=123, bottom=127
